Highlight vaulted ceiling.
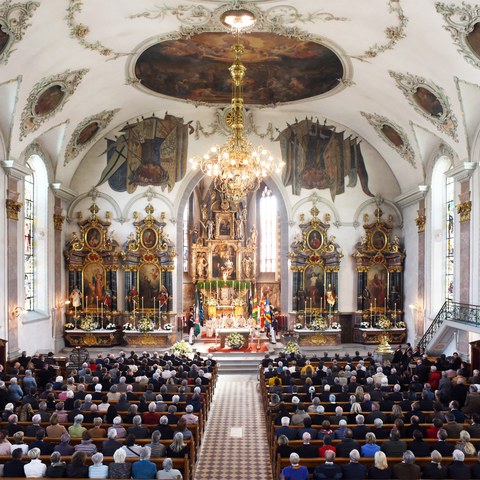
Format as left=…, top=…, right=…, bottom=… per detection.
left=1, top=0, right=480, bottom=195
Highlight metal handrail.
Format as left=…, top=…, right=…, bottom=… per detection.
left=419, top=300, right=480, bottom=351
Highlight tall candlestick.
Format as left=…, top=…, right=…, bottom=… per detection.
left=384, top=298, right=387, bottom=312
left=96, top=297, right=99, bottom=315
left=310, top=298, right=312, bottom=311
left=370, top=303, right=373, bottom=328
left=86, top=296, right=88, bottom=311
left=142, top=297, right=144, bottom=313
left=153, top=297, right=156, bottom=325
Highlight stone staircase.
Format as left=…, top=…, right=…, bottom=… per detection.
left=214, top=353, right=264, bottom=374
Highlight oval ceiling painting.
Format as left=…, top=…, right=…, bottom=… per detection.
left=380, top=124, right=404, bottom=147
left=0, top=25, right=9, bottom=56
left=77, top=122, right=100, bottom=145
left=466, top=21, right=480, bottom=59
left=34, top=85, right=66, bottom=116
left=135, top=32, right=344, bottom=105
left=412, top=86, right=443, bottom=118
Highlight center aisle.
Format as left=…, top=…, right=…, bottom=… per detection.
left=194, top=373, right=273, bottom=480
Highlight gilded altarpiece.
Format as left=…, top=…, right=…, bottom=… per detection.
left=190, top=194, right=256, bottom=319
left=352, top=208, right=406, bottom=344
left=289, top=206, right=343, bottom=317
left=122, top=204, right=176, bottom=326
left=63, top=204, right=122, bottom=346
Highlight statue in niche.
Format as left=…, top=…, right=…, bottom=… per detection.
left=242, top=255, right=253, bottom=278
left=206, top=218, right=215, bottom=240
left=196, top=253, right=208, bottom=278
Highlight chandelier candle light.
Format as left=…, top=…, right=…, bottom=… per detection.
left=190, top=8, right=284, bottom=202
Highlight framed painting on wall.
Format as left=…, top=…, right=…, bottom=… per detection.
left=82, top=263, right=106, bottom=308
left=304, top=264, right=325, bottom=309
left=366, top=264, right=388, bottom=309
left=138, top=263, right=161, bottom=308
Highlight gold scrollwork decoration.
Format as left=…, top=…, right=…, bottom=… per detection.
left=456, top=200, right=471, bottom=223
left=6, top=199, right=22, bottom=220
left=415, top=214, right=426, bottom=233
left=53, top=213, right=65, bottom=231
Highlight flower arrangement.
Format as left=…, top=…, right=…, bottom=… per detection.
left=395, top=320, right=406, bottom=328
left=360, top=321, right=371, bottom=329
left=64, top=323, right=75, bottom=330
left=226, top=332, right=245, bottom=349
left=232, top=297, right=246, bottom=307
left=79, top=315, right=96, bottom=331
left=294, top=322, right=304, bottom=330
left=138, top=316, right=155, bottom=333
left=204, top=297, right=218, bottom=307
left=310, top=316, right=328, bottom=331
left=123, top=322, right=134, bottom=331
left=163, top=323, right=172, bottom=331
left=105, top=322, right=116, bottom=330
left=377, top=315, right=392, bottom=329
left=284, top=341, right=301, bottom=355
left=172, top=340, right=193, bottom=356
left=330, top=322, right=341, bottom=330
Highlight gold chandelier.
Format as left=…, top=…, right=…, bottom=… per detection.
left=190, top=9, right=284, bottom=203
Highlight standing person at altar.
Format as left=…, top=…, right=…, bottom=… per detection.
left=187, top=307, right=195, bottom=345
left=270, top=307, right=278, bottom=345
left=264, top=295, right=272, bottom=338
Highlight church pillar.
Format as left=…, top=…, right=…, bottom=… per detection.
left=415, top=199, right=426, bottom=341
left=52, top=198, right=65, bottom=352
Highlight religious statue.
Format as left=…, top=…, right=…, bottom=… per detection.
left=242, top=255, right=254, bottom=278
left=157, top=286, right=169, bottom=311
left=235, top=214, right=244, bottom=240
left=249, top=226, right=258, bottom=246
left=70, top=286, right=82, bottom=308
left=201, top=203, right=208, bottom=223
left=190, top=226, right=199, bottom=244
left=196, top=253, right=208, bottom=278
left=126, top=287, right=139, bottom=312
left=206, top=218, right=215, bottom=240
left=103, top=289, right=113, bottom=312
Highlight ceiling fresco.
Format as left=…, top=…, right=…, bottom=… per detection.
left=134, top=32, right=344, bottom=105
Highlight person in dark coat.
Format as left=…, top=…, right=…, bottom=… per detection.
left=341, top=449, right=367, bottom=479
left=393, top=450, right=422, bottom=480
left=45, top=451, right=67, bottom=478
left=3, top=448, right=26, bottom=477
left=313, top=450, right=342, bottom=479
left=447, top=449, right=473, bottom=480
left=422, top=450, right=448, bottom=479
left=335, top=429, right=360, bottom=458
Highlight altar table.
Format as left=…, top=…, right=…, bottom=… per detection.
left=217, top=328, right=251, bottom=348
left=293, top=329, right=342, bottom=346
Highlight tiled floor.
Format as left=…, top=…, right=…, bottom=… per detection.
left=194, top=374, right=273, bottom=480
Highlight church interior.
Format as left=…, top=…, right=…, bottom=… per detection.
left=1, top=1, right=480, bottom=479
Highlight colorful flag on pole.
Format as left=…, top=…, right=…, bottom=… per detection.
left=194, top=288, right=204, bottom=332
left=264, top=296, right=272, bottom=327
left=252, top=288, right=258, bottom=321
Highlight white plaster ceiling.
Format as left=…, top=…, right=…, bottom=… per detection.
left=1, top=0, right=479, bottom=194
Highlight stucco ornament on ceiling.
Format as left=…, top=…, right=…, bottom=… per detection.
left=66, top=0, right=129, bottom=59
left=20, top=69, right=88, bottom=139
left=436, top=2, right=480, bottom=69
left=64, top=109, right=120, bottom=166
left=0, top=0, right=39, bottom=65
left=389, top=71, right=458, bottom=141
left=360, top=112, right=416, bottom=167
left=194, top=106, right=275, bottom=140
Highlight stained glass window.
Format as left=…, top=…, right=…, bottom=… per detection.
left=183, top=202, right=189, bottom=272
left=24, top=167, right=34, bottom=311
left=259, top=185, right=277, bottom=273
left=445, top=176, right=454, bottom=301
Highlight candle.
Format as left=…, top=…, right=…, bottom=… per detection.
left=86, top=296, right=88, bottom=311
left=384, top=298, right=387, bottom=312
left=96, top=297, right=99, bottom=313
left=153, top=297, right=156, bottom=323
left=310, top=298, right=312, bottom=311
left=142, top=297, right=144, bottom=312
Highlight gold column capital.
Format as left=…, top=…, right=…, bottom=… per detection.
left=415, top=214, right=426, bottom=233
left=53, top=213, right=65, bottom=231
left=6, top=199, right=22, bottom=221
left=456, top=200, right=472, bottom=223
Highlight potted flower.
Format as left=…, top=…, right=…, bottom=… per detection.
left=232, top=297, right=245, bottom=317
left=226, top=332, right=245, bottom=349
left=79, top=315, right=95, bottom=331
left=163, top=323, right=172, bottom=331
left=105, top=322, right=116, bottom=330
left=172, top=340, right=193, bottom=356
left=395, top=320, right=406, bottom=328
left=123, top=322, right=134, bottom=331
left=310, top=316, right=328, bottom=331
left=284, top=341, right=301, bottom=355
left=294, top=322, right=304, bottom=330
left=205, top=297, right=218, bottom=317
left=330, top=322, right=341, bottom=330
left=360, top=321, right=371, bottom=329
left=137, top=316, right=155, bottom=333
left=64, top=322, right=75, bottom=330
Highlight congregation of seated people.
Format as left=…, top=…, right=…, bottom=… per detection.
left=0, top=348, right=217, bottom=478
left=261, top=344, right=480, bottom=479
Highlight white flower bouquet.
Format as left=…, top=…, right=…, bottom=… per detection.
left=138, top=317, right=155, bottom=333
left=294, top=322, right=304, bottom=330
left=395, top=320, right=406, bottom=328
left=232, top=297, right=245, bottom=307
left=80, top=315, right=96, bottom=331
left=360, top=321, right=371, bottom=329
left=64, top=323, right=75, bottom=330
left=172, top=340, right=193, bottom=356
left=226, top=332, right=245, bottom=349
left=163, top=323, right=172, bottom=331
left=377, top=315, right=392, bottom=329
left=123, top=322, right=134, bottom=331
left=284, top=341, right=301, bottom=355
left=330, top=322, right=341, bottom=330
left=310, top=316, right=328, bottom=331
left=105, top=322, right=116, bottom=330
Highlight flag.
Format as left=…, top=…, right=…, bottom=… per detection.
left=194, top=288, right=204, bottom=334
left=264, top=296, right=272, bottom=327
left=252, top=288, right=258, bottom=321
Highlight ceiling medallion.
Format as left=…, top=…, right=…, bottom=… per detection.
left=189, top=8, right=284, bottom=203
left=389, top=70, right=458, bottom=141
left=20, top=69, right=88, bottom=139
left=361, top=112, right=416, bottom=167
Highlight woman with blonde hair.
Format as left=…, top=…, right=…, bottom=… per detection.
left=354, top=386, right=365, bottom=402
left=455, top=430, right=477, bottom=456
left=368, top=451, right=393, bottom=479
left=422, top=450, right=448, bottom=479
left=390, top=404, right=404, bottom=422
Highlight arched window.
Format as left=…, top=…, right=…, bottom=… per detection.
left=24, top=155, right=48, bottom=314
left=259, top=185, right=277, bottom=273
left=430, top=156, right=453, bottom=312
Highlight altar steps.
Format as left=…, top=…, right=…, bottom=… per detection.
left=214, top=353, right=263, bottom=374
